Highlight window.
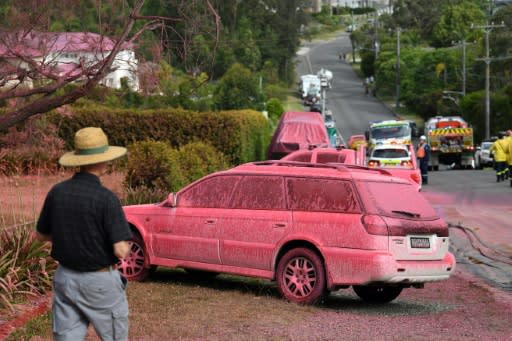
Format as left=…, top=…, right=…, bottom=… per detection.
left=230, top=176, right=285, bottom=210
left=286, top=152, right=312, bottom=162
left=355, top=181, right=438, bottom=219
left=179, top=176, right=241, bottom=208
left=317, top=152, right=345, bottom=163
left=287, top=178, right=360, bottom=213
left=373, top=149, right=408, bottom=158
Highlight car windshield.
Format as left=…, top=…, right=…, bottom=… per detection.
left=371, top=125, right=411, bottom=140
left=372, top=148, right=408, bottom=158
left=355, top=180, right=438, bottom=219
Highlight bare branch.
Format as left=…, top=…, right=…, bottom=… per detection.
left=0, top=0, right=221, bottom=130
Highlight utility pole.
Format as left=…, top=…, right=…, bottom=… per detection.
left=472, top=21, right=505, bottom=140
left=451, top=39, right=470, bottom=96
left=395, top=27, right=400, bottom=109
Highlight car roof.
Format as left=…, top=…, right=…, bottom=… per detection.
left=219, top=161, right=409, bottom=184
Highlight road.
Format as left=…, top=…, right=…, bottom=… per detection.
left=296, top=33, right=512, bottom=293
left=297, top=34, right=396, bottom=141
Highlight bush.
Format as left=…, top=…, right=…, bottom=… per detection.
left=0, top=116, right=65, bottom=175
left=123, top=185, right=169, bottom=206
left=124, top=140, right=185, bottom=193
left=124, top=140, right=230, bottom=197
left=0, top=225, right=56, bottom=311
left=266, top=98, right=284, bottom=125
left=176, top=141, right=230, bottom=185
left=48, top=107, right=270, bottom=165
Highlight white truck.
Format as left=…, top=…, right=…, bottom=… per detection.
left=298, top=74, right=321, bottom=99
left=365, top=120, right=412, bottom=152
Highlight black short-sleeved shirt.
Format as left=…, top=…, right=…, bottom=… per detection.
left=37, top=172, right=132, bottom=272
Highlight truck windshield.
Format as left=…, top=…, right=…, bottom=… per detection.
left=371, top=125, right=411, bottom=140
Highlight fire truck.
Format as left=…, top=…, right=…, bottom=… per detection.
left=424, top=116, right=475, bottom=170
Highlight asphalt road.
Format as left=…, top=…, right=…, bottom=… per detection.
left=296, top=33, right=512, bottom=293
left=296, top=34, right=396, bottom=140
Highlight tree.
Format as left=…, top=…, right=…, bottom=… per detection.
left=0, top=0, right=220, bottom=130
left=489, top=5, right=512, bottom=90
left=391, top=0, right=444, bottom=41
left=431, top=1, right=485, bottom=48
left=214, top=63, right=263, bottom=110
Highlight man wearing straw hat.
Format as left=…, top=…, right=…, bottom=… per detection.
left=36, top=127, right=132, bottom=341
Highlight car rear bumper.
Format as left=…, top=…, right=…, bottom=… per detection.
left=324, top=248, right=456, bottom=288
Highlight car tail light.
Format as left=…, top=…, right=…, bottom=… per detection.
left=410, top=172, right=421, bottom=184
left=400, top=160, right=413, bottom=168
left=361, top=214, right=389, bottom=236
left=368, top=160, right=380, bottom=168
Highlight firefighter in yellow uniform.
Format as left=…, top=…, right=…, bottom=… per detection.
left=490, top=132, right=508, bottom=182
left=506, top=130, right=512, bottom=187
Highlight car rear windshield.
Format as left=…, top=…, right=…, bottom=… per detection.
left=355, top=180, right=438, bottom=219
left=372, top=148, right=408, bottom=158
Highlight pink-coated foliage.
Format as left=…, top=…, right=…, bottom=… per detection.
left=0, top=116, right=65, bottom=175
left=0, top=225, right=57, bottom=311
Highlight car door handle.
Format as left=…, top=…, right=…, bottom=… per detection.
left=273, top=223, right=286, bottom=228
left=205, top=219, right=217, bottom=225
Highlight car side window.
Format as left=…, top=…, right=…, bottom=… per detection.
left=292, top=153, right=312, bottom=162
left=229, top=176, right=285, bottom=210
left=317, top=153, right=343, bottom=163
left=287, top=178, right=360, bottom=213
left=179, top=175, right=241, bottom=208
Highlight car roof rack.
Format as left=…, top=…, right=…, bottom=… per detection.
left=250, top=160, right=393, bottom=176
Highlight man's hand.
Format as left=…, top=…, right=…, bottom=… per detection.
left=114, top=240, right=131, bottom=259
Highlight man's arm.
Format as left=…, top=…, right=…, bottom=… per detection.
left=114, top=240, right=131, bottom=259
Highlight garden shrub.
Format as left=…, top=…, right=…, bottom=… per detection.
left=124, top=140, right=185, bottom=193
left=124, top=140, right=230, bottom=199
left=0, top=116, right=65, bottom=175
left=48, top=107, right=271, bottom=165
left=266, top=98, right=284, bottom=126
left=0, top=225, right=56, bottom=311
left=176, top=141, right=230, bottom=185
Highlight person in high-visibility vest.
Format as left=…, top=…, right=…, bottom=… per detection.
left=506, top=130, right=512, bottom=186
left=416, top=135, right=431, bottom=185
left=490, top=132, right=509, bottom=182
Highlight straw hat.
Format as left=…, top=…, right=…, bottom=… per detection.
left=59, top=127, right=127, bottom=167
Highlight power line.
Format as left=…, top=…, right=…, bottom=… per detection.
left=471, top=21, right=508, bottom=140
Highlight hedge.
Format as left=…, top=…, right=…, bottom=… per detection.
left=48, top=106, right=271, bottom=165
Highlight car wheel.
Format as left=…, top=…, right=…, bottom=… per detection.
left=353, top=285, right=402, bottom=303
left=117, top=234, right=152, bottom=281
left=433, top=165, right=439, bottom=171
left=276, top=248, right=326, bottom=305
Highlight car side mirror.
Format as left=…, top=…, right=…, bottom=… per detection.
left=164, top=192, right=177, bottom=207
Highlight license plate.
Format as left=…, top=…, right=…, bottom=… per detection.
left=410, top=237, right=430, bottom=249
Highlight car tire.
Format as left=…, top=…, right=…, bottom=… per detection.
left=352, top=285, right=402, bottom=303
left=117, top=233, right=153, bottom=281
left=276, top=248, right=326, bottom=305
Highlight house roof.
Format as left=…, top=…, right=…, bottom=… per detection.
left=0, top=31, right=133, bottom=58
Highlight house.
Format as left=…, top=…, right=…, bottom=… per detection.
left=0, top=31, right=139, bottom=91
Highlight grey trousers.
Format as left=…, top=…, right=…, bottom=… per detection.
left=52, top=265, right=129, bottom=341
